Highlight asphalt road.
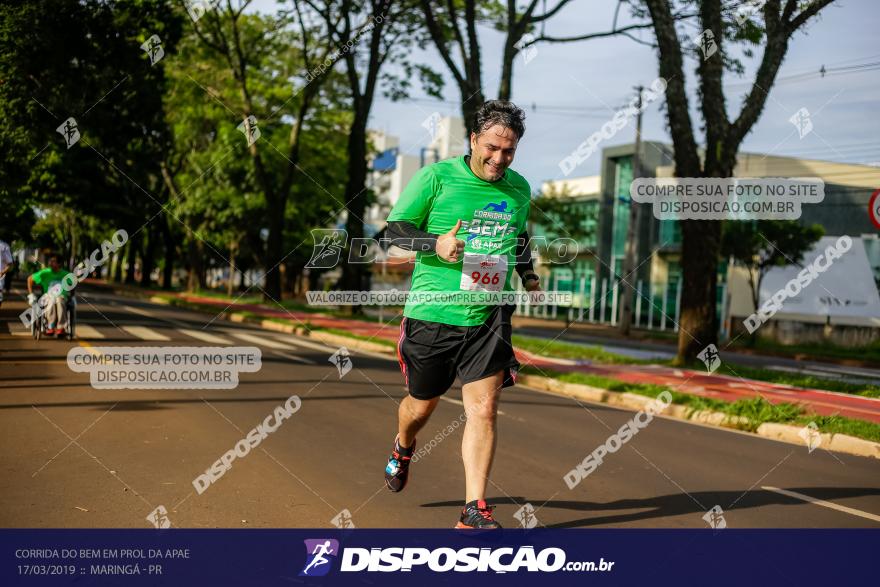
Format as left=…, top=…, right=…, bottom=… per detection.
left=1, top=285, right=879, bottom=529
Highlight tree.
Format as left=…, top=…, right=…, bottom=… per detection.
left=639, top=0, right=835, bottom=363
left=420, top=0, right=579, bottom=136
left=721, top=219, right=823, bottom=344
left=164, top=9, right=350, bottom=294
left=529, top=183, right=594, bottom=243
left=0, top=0, right=182, bottom=274
left=301, top=0, right=435, bottom=301
left=186, top=0, right=340, bottom=301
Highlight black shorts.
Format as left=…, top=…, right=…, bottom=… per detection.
left=395, top=305, right=520, bottom=400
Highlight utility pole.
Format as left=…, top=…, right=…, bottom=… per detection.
left=619, top=85, right=643, bottom=336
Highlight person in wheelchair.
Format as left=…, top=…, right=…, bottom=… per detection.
left=27, top=253, right=73, bottom=337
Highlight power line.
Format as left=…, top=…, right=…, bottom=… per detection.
left=376, top=53, right=878, bottom=116
left=375, top=94, right=627, bottom=115
left=727, top=59, right=880, bottom=88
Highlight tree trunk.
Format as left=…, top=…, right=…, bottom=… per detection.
left=112, top=252, right=123, bottom=283
left=161, top=213, right=175, bottom=290
left=676, top=152, right=734, bottom=361
left=263, top=195, right=284, bottom=301
left=186, top=239, right=206, bottom=292
left=340, top=105, right=370, bottom=308
left=140, top=224, right=156, bottom=288
left=460, top=83, right=485, bottom=143
left=677, top=220, right=721, bottom=359
left=498, top=37, right=517, bottom=101
left=124, top=231, right=139, bottom=284
left=227, top=241, right=238, bottom=297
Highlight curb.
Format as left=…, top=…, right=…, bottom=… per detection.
left=308, top=331, right=396, bottom=355
left=113, top=285, right=880, bottom=460
left=518, top=374, right=880, bottom=461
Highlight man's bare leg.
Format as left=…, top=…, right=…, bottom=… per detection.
left=397, top=395, right=440, bottom=449
left=461, top=370, right=503, bottom=502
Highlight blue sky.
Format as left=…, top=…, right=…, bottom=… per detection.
left=253, top=0, right=880, bottom=191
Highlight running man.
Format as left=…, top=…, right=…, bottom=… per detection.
left=383, top=100, right=541, bottom=529
left=27, top=253, right=72, bottom=336
left=302, top=540, right=335, bottom=575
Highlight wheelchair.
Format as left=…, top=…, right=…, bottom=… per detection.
left=30, top=291, right=77, bottom=341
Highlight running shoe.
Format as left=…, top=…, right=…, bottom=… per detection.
left=46, top=327, right=56, bottom=335
left=55, top=328, right=65, bottom=337
left=455, top=499, right=502, bottom=529
left=384, top=435, right=414, bottom=492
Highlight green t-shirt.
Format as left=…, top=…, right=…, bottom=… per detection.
left=32, top=267, right=72, bottom=298
left=387, top=155, right=531, bottom=326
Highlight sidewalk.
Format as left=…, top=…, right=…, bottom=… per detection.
left=115, top=284, right=880, bottom=424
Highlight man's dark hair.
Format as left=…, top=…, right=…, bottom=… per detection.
left=47, top=252, right=61, bottom=263
left=472, top=100, right=526, bottom=140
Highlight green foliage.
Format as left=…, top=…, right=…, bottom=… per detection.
left=721, top=219, right=825, bottom=313
left=0, top=0, right=183, bottom=252
left=524, top=365, right=880, bottom=442
left=530, top=182, right=596, bottom=243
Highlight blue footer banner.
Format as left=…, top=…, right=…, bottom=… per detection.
left=2, top=529, right=875, bottom=586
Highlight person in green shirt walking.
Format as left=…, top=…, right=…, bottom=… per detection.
left=27, top=253, right=72, bottom=336
left=382, top=100, right=541, bottom=529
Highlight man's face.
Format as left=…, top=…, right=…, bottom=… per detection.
left=469, top=124, right=518, bottom=182
left=48, top=257, right=60, bottom=271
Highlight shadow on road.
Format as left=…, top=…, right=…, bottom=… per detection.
left=422, top=487, right=880, bottom=527
left=0, top=393, right=393, bottom=411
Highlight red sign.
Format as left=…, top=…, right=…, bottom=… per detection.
left=870, top=189, right=880, bottom=230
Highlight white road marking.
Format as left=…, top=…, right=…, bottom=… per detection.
left=75, top=324, right=105, bottom=339
left=10, top=330, right=30, bottom=336
left=270, top=334, right=334, bottom=353
left=227, top=330, right=302, bottom=350
left=121, top=325, right=170, bottom=341
left=762, top=486, right=880, bottom=523
left=121, top=304, right=156, bottom=317
left=177, top=329, right=232, bottom=344
left=276, top=350, right=315, bottom=365
left=121, top=304, right=188, bottom=327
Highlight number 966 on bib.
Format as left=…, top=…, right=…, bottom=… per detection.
left=460, top=253, right=508, bottom=292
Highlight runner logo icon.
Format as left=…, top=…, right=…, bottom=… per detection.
left=300, top=539, right=340, bottom=576
left=483, top=201, right=508, bottom=213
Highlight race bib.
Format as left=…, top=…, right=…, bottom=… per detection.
left=460, top=253, right=507, bottom=292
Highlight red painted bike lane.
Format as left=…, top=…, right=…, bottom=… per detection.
left=516, top=350, right=880, bottom=424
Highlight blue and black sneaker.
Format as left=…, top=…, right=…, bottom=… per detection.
left=455, top=500, right=502, bottom=529
left=384, top=435, right=414, bottom=492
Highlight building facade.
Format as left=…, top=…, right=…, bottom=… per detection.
left=535, top=142, right=880, bottom=340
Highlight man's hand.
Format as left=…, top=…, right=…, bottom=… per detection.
left=435, top=219, right=465, bottom=262
left=522, top=271, right=541, bottom=293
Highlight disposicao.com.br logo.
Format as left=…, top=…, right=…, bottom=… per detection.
left=299, top=540, right=614, bottom=575
left=300, top=539, right=340, bottom=576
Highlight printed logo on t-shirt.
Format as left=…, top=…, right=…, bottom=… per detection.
left=461, top=200, right=518, bottom=252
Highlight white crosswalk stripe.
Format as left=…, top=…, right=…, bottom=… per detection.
left=226, top=330, right=293, bottom=349
left=269, top=334, right=334, bottom=353
left=276, top=350, right=315, bottom=365
left=226, top=329, right=311, bottom=359
left=75, top=324, right=105, bottom=339
left=225, top=331, right=315, bottom=363
left=177, top=329, right=233, bottom=344
left=121, top=325, right=170, bottom=341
